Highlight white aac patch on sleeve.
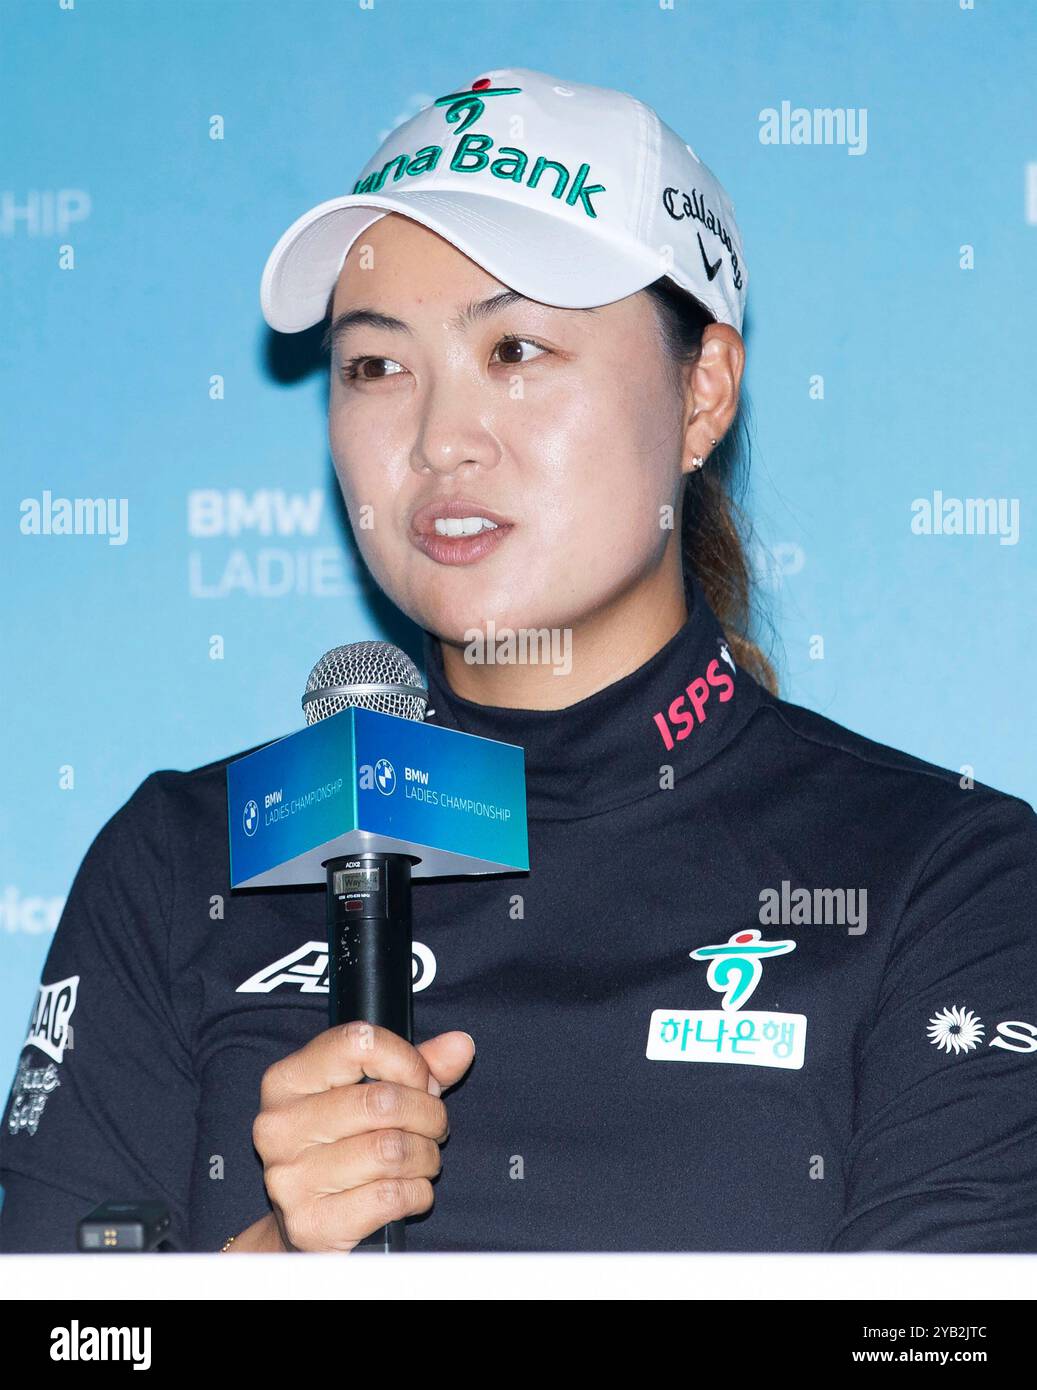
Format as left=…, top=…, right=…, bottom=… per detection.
left=24, top=974, right=79, bottom=1064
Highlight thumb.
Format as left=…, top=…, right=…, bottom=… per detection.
left=417, top=1031, right=476, bottom=1097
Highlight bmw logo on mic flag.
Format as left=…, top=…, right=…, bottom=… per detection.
left=226, top=706, right=528, bottom=888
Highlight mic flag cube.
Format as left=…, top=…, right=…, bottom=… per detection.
left=227, top=706, right=528, bottom=888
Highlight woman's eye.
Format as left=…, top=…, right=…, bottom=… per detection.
left=340, top=356, right=404, bottom=383
left=340, top=336, right=549, bottom=384
left=493, top=336, right=549, bottom=366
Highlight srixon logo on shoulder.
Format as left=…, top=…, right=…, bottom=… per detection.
left=652, top=649, right=735, bottom=750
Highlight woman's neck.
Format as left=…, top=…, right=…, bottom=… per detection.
left=436, top=565, right=689, bottom=711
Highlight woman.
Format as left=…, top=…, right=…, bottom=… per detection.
left=2, top=67, right=1035, bottom=1255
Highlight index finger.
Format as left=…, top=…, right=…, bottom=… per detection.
left=260, top=1020, right=431, bottom=1110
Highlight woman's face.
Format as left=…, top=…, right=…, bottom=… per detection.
left=327, top=212, right=704, bottom=644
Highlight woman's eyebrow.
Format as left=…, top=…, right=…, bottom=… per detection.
left=448, top=289, right=599, bottom=331
left=323, top=289, right=597, bottom=353
left=323, top=308, right=405, bottom=354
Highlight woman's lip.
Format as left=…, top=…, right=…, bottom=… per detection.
left=410, top=522, right=515, bottom=567
left=409, top=499, right=515, bottom=535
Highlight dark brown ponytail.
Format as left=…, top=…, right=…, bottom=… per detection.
left=641, top=276, right=779, bottom=694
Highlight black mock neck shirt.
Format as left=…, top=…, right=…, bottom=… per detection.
left=3, top=575, right=1036, bottom=1253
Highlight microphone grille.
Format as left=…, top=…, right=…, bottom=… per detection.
left=302, top=640, right=428, bottom=725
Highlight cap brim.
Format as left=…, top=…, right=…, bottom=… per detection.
left=260, top=188, right=664, bottom=333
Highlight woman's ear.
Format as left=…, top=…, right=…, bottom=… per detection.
left=681, top=324, right=745, bottom=473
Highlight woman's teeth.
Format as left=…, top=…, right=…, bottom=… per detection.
left=433, top=516, right=500, bottom=537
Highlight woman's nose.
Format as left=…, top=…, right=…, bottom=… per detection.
left=410, top=378, right=503, bottom=477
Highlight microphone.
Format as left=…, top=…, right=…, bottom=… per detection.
left=303, top=641, right=429, bottom=1255
left=226, top=636, right=528, bottom=1251
left=302, top=640, right=431, bottom=724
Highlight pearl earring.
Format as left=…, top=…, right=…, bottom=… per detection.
left=690, top=438, right=718, bottom=472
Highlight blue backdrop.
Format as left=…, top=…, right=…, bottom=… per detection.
left=2, top=0, right=1034, bottom=1203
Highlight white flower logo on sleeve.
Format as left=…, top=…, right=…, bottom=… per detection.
left=927, top=1005, right=985, bottom=1055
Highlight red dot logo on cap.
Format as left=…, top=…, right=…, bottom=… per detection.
left=434, top=79, right=523, bottom=135
left=734, top=933, right=754, bottom=943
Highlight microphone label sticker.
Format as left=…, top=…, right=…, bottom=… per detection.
left=646, top=931, right=807, bottom=1070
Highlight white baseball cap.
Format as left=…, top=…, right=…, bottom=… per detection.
left=260, top=65, right=748, bottom=335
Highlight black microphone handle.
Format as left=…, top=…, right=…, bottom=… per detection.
left=325, top=851, right=417, bottom=1254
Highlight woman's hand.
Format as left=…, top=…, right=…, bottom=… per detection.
left=247, top=1020, right=476, bottom=1252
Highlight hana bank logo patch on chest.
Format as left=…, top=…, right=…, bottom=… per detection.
left=646, top=930, right=807, bottom=1070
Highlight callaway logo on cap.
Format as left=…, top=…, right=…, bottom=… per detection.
left=260, top=66, right=748, bottom=334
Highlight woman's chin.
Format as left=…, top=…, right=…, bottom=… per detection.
left=402, top=576, right=533, bottom=640
left=411, top=596, right=544, bottom=646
